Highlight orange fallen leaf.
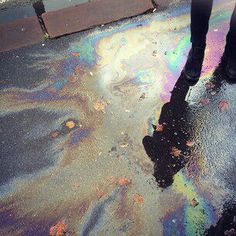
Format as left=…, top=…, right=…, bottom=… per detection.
left=200, top=98, right=210, bottom=105
left=66, top=120, right=76, bottom=129
left=118, top=177, right=131, bottom=186
left=75, top=66, right=81, bottom=75
left=191, top=198, right=199, bottom=207
left=218, top=100, right=230, bottom=111
left=94, top=99, right=108, bottom=113
left=119, top=142, right=129, bottom=148
left=68, top=76, right=77, bottom=83
left=50, top=130, right=60, bottom=138
left=72, top=52, right=80, bottom=57
left=49, top=220, right=66, bottom=236
left=186, top=140, right=195, bottom=147
left=156, top=124, right=164, bottom=132
left=170, top=147, right=182, bottom=157
left=133, top=193, right=144, bottom=204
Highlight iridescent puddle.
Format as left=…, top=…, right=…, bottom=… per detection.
left=0, top=1, right=235, bottom=235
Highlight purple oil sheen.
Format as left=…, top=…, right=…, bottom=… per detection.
left=69, top=129, right=91, bottom=145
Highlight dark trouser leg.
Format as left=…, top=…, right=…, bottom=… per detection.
left=191, top=0, right=214, bottom=47
left=226, top=3, right=236, bottom=58
left=33, top=0, right=45, bottom=17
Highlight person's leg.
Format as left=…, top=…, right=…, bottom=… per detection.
left=33, top=0, right=45, bottom=17
left=225, top=3, right=236, bottom=80
left=191, top=0, right=214, bottom=47
left=226, top=3, right=236, bottom=57
left=184, top=0, right=213, bottom=83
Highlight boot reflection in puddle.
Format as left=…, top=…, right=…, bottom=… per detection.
left=143, top=73, right=192, bottom=188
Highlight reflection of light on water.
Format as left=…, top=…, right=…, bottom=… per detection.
left=168, top=35, right=190, bottom=73
left=172, top=172, right=217, bottom=235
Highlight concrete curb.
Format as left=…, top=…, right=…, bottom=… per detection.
left=42, top=0, right=154, bottom=38
left=0, top=0, right=155, bottom=53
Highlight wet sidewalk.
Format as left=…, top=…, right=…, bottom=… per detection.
left=0, top=0, right=236, bottom=235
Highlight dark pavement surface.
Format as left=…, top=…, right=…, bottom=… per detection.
left=0, top=0, right=154, bottom=52
left=0, top=0, right=236, bottom=235
left=0, top=16, right=44, bottom=52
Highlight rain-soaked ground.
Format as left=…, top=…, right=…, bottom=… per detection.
left=0, top=0, right=236, bottom=235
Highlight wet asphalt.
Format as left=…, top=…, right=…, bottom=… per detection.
left=0, top=0, right=236, bottom=235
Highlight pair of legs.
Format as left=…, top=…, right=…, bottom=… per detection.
left=184, top=0, right=236, bottom=82
left=191, top=0, right=236, bottom=53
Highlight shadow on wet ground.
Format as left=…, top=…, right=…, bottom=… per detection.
left=143, top=72, right=192, bottom=188
left=143, top=57, right=236, bottom=233
left=143, top=53, right=236, bottom=187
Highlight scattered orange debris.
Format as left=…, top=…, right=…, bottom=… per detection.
left=50, top=130, right=60, bottom=138
left=191, top=198, right=199, bottom=207
left=118, top=177, right=131, bottom=186
left=72, top=52, right=80, bottom=57
left=75, top=66, right=81, bottom=75
left=186, top=140, right=195, bottom=147
left=218, top=100, right=230, bottom=111
left=66, top=120, right=76, bottom=129
left=94, top=99, right=108, bottom=113
left=156, top=124, right=164, bottom=132
left=119, top=142, right=129, bottom=148
left=170, top=147, right=182, bottom=157
left=49, top=220, right=66, bottom=236
left=68, top=76, right=77, bottom=83
left=133, top=193, right=144, bottom=204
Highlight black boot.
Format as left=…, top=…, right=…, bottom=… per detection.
left=183, top=46, right=205, bottom=83
left=226, top=57, right=236, bottom=80
left=222, top=44, right=236, bottom=81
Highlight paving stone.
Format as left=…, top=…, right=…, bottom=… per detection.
left=153, top=0, right=171, bottom=10
left=42, top=0, right=154, bottom=38
left=0, top=17, right=44, bottom=53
